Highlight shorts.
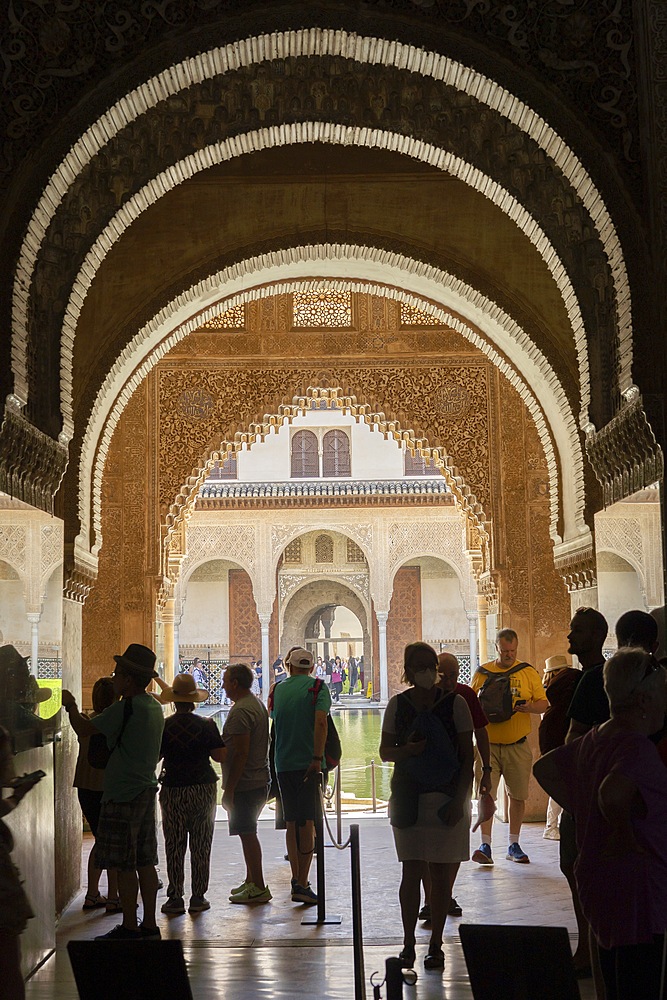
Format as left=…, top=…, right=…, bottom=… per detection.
left=77, top=788, right=103, bottom=836
left=95, top=787, right=158, bottom=872
left=477, top=740, right=533, bottom=802
left=277, top=770, right=322, bottom=826
left=228, top=786, right=269, bottom=836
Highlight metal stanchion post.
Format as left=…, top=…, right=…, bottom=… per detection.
left=302, top=778, right=342, bottom=926
left=350, top=824, right=366, bottom=1000
left=336, top=767, right=342, bottom=844
left=385, top=958, right=405, bottom=999
left=371, top=758, right=377, bottom=813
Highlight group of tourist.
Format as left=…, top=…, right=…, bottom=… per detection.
left=4, top=605, right=667, bottom=1000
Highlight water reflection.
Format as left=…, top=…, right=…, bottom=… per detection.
left=333, top=708, right=391, bottom=803
left=208, top=705, right=391, bottom=805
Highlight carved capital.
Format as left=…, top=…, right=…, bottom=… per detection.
left=0, top=402, right=68, bottom=513
left=585, top=396, right=664, bottom=507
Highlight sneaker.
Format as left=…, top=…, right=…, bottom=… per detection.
left=161, top=896, right=185, bottom=915
left=230, top=883, right=272, bottom=904
left=506, top=842, right=530, bottom=864
left=138, top=923, right=161, bottom=939
left=471, top=843, right=494, bottom=865
left=448, top=897, right=463, bottom=917
left=94, top=923, right=141, bottom=941
left=418, top=903, right=431, bottom=921
left=188, top=896, right=211, bottom=912
left=230, top=880, right=250, bottom=896
left=291, top=882, right=318, bottom=904
left=543, top=826, right=560, bottom=841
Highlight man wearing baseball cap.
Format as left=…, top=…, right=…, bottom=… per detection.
left=62, top=643, right=164, bottom=940
left=271, top=646, right=330, bottom=904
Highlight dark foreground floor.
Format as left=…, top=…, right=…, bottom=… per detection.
left=26, top=815, right=595, bottom=999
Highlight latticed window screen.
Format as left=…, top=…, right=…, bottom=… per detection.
left=315, top=534, right=334, bottom=562
left=346, top=539, right=365, bottom=563
left=322, top=429, right=351, bottom=477
left=201, top=304, right=245, bottom=329
left=207, top=454, right=238, bottom=480
left=293, top=291, right=352, bottom=328
left=400, top=302, right=440, bottom=326
left=291, top=430, right=319, bottom=478
left=404, top=451, right=439, bottom=476
left=284, top=539, right=302, bottom=563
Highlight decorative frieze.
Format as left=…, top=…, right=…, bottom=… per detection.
left=0, top=403, right=68, bottom=514
left=585, top=396, right=664, bottom=508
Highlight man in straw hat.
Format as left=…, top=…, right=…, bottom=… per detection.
left=62, top=643, right=164, bottom=940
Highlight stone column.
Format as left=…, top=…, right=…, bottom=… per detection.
left=477, top=597, right=489, bottom=665
left=174, top=617, right=181, bottom=675
left=377, top=610, right=389, bottom=704
left=26, top=612, right=41, bottom=676
left=467, top=613, right=478, bottom=675
left=259, top=613, right=271, bottom=705
left=162, top=598, right=175, bottom=685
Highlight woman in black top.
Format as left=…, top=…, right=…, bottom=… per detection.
left=155, top=673, right=225, bottom=914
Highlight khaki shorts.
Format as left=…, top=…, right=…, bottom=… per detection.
left=476, top=739, right=533, bottom=802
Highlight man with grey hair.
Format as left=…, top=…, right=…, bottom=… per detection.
left=221, top=662, right=271, bottom=904
left=470, top=629, right=547, bottom=865
left=271, top=646, right=330, bottom=904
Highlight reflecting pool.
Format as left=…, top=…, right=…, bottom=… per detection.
left=331, top=708, right=390, bottom=804
left=208, top=705, right=391, bottom=807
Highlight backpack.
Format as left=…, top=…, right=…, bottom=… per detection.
left=309, top=678, right=342, bottom=771
left=475, top=662, right=530, bottom=724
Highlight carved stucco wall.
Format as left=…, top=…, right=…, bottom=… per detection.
left=386, top=566, right=422, bottom=698
left=81, top=382, right=154, bottom=689
left=493, top=372, right=572, bottom=664
left=155, top=360, right=493, bottom=569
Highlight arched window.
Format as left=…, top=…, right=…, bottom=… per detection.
left=315, top=534, right=334, bottom=562
left=207, top=453, right=237, bottom=480
left=404, top=451, right=439, bottom=476
left=291, top=430, right=319, bottom=478
left=284, top=539, right=302, bottom=563
left=322, top=429, right=351, bottom=477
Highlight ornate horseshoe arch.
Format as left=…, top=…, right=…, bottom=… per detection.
left=11, top=29, right=631, bottom=444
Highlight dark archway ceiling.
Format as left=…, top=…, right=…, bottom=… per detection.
left=73, top=142, right=576, bottom=429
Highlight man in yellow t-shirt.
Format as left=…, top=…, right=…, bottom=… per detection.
left=470, top=628, right=548, bottom=865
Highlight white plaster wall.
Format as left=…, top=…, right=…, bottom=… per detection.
left=408, top=557, right=468, bottom=640
left=40, top=567, right=63, bottom=647
left=0, top=577, right=28, bottom=647
left=236, top=408, right=408, bottom=482
left=180, top=575, right=230, bottom=647
left=598, top=564, right=646, bottom=641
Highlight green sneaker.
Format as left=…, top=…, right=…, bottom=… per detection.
left=230, top=880, right=250, bottom=895
left=230, top=883, right=272, bottom=904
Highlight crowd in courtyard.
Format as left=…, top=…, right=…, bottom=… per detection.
left=2, top=606, right=667, bottom=999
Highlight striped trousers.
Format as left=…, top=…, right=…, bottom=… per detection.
left=159, top=783, right=217, bottom=898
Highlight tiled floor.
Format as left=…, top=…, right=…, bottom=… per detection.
left=26, top=816, right=595, bottom=998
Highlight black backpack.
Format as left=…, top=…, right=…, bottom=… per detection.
left=475, top=662, right=530, bottom=724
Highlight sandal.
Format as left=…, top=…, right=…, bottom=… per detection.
left=105, top=897, right=122, bottom=914
left=424, top=948, right=445, bottom=970
left=398, top=945, right=416, bottom=968
left=83, top=893, right=107, bottom=910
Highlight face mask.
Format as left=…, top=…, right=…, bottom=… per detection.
left=413, top=668, right=437, bottom=689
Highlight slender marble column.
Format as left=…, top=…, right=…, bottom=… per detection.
left=377, top=611, right=389, bottom=704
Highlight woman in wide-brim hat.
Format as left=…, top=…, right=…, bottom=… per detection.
left=155, top=671, right=226, bottom=914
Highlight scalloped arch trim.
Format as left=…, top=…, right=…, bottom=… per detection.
left=11, top=29, right=630, bottom=438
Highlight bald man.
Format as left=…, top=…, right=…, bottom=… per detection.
left=419, top=652, right=491, bottom=922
